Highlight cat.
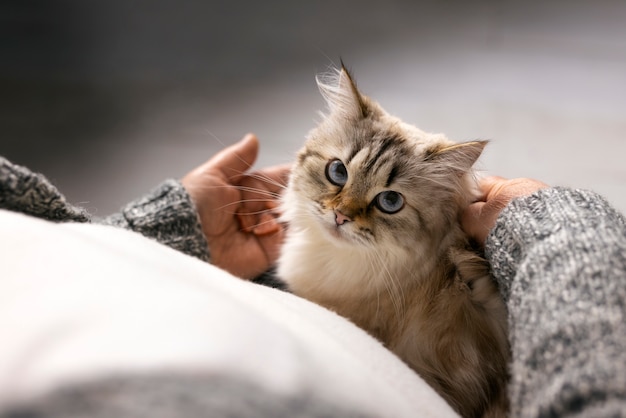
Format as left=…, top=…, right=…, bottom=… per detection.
left=276, top=66, right=509, bottom=418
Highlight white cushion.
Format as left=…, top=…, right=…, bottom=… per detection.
left=0, top=209, right=457, bottom=417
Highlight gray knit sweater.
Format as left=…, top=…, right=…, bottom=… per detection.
left=487, top=187, right=626, bottom=417
left=1, top=156, right=625, bottom=417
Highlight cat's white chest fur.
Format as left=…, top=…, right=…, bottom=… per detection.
left=277, top=201, right=410, bottom=305
left=278, top=225, right=369, bottom=296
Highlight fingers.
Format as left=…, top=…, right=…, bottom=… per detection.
left=210, top=133, right=260, bottom=180
left=256, top=224, right=285, bottom=269
left=238, top=164, right=291, bottom=219
left=236, top=166, right=286, bottom=236
left=463, top=176, right=550, bottom=246
left=255, top=164, right=292, bottom=191
left=236, top=208, right=281, bottom=235
left=241, top=164, right=291, bottom=197
left=465, top=176, right=514, bottom=246
left=475, top=176, right=505, bottom=202
left=461, top=201, right=490, bottom=246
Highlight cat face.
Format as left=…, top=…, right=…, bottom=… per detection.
left=282, top=67, right=485, bottom=255
left=289, top=130, right=421, bottom=250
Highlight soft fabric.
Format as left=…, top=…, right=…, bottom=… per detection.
left=486, top=187, right=626, bottom=417
left=0, top=210, right=457, bottom=417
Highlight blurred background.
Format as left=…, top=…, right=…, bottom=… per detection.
left=2, top=0, right=625, bottom=215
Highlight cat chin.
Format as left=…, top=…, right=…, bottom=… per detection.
left=321, top=224, right=353, bottom=246
left=314, top=214, right=364, bottom=247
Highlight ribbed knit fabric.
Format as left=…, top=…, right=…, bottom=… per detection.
left=486, top=187, right=626, bottom=417
left=0, top=157, right=89, bottom=223
left=100, top=180, right=210, bottom=262
left=0, top=156, right=209, bottom=262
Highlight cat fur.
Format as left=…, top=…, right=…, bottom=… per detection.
left=277, top=66, right=509, bottom=418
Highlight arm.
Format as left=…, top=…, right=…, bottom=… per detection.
left=464, top=178, right=626, bottom=417
left=105, top=134, right=288, bottom=274
left=0, top=156, right=89, bottom=223
left=100, top=180, right=210, bottom=262
left=1, top=135, right=287, bottom=278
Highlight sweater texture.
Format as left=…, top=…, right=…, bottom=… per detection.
left=487, top=187, right=626, bottom=417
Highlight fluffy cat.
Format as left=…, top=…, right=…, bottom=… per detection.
left=277, top=66, right=509, bottom=417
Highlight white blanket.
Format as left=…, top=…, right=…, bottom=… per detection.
left=0, top=209, right=457, bottom=417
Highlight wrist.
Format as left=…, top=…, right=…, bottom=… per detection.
left=120, top=180, right=210, bottom=262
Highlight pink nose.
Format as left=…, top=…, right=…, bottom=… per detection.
left=334, top=210, right=353, bottom=225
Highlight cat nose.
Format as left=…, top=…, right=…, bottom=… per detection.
left=334, top=210, right=353, bottom=226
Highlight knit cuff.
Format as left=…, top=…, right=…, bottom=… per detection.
left=0, top=156, right=90, bottom=223
left=485, top=187, right=624, bottom=302
left=101, top=180, right=210, bottom=263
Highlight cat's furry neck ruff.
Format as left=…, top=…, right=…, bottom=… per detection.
left=277, top=66, right=508, bottom=417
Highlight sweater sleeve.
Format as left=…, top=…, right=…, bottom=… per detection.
left=98, top=180, right=210, bottom=263
left=0, top=156, right=89, bottom=223
left=485, top=187, right=626, bottom=417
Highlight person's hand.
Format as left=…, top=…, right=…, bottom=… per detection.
left=182, top=134, right=290, bottom=279
left=462, top=176, right=548, bottom=246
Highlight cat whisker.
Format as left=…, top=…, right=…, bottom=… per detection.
left=204, top=131, right=256, bottom=169
left=364, top=253, right=383, bottom=320
left=223, top=164, right=290, bottom=191
left=234, top=185, right=283, bottom=199
left=235, top=206, right=280, bottom=217
left=212, top=202, right=241, bottom=213
left=245, top=216, right=281, bottom=231
left=239, top=198, right=282, bottom=205
left=186, top=184, right=282, bottom=201
left=203, top=130, right=289, bottom=186
left=245, top=171, right=290, bottom=191
left=213, top=199, right=281, bottom=213
left=371, top=249, right=405, bottom=324
left=204, top=129, right=227, bottom=147
left=410, top=174, right=454, bottom=190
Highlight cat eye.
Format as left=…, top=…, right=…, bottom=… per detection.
left=375, top=191, right=404, bottom=214
left=325, top=159, right=348, bottom=186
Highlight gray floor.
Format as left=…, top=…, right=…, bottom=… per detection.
left=2, top=0, right=625, bottom=215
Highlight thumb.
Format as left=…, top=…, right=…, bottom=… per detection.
left=211, top=133, right=259, bottom=180
left=461, top=201, right=490, bottom=244
left=476, top=176, right=506, bottom=201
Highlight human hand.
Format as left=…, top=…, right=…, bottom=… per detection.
left=462, top=176, right=548, bottom=246
left=182, top=134, right=290, bottom=279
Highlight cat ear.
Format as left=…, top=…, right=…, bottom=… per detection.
left=426, top=141, right=487, bottom=174
left=316, top=64, right=370, bottom=119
